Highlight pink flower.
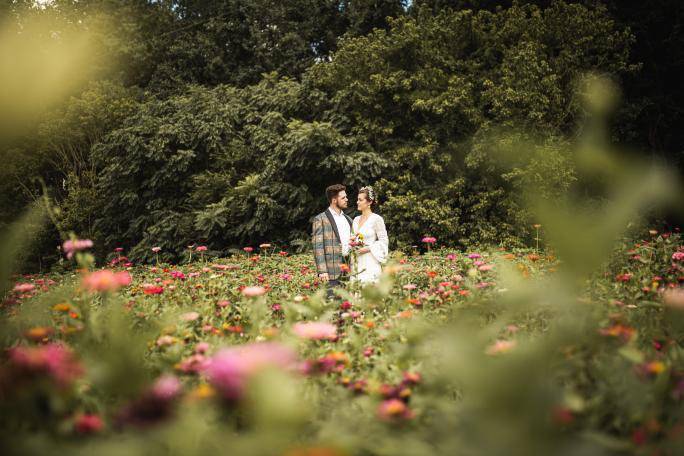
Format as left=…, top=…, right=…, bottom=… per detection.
left=672, top=252, right=684, bottom=262
left=292, top=322, right=337, bottom=340
left=616, top=273, right=633, bottom=282
left=196, top=246, right=208, bottom=252
left=195, top=342, right=210, bottom=354
left=279, top=273, right=293, bottom=281
left=74, top=414, right=104, bottom=434
left=421, top=236, right=437, bottom=244
left=150, top=374, right=182, bottom=401
left=82, top=270, right=132, bottom=293
left=62, top=238, right=93, bottom=259
left=446, top=253, right=456, bottom=261
left=403, top=284, right=417, bottom=290
left=486, top=340, right=517, bottom=355
left=478, top=264, right=494, bottom=271
left=180, top=312, right=200, bottom=322
left=170, top=270, right=186, bottom=280
left=151, top=246, right=161, bottom=253
left=156, top=335, right=175, bottom=346
left=242, top=286, right=266, bottom=297
left=468, top=253, right=481, bottom=259
left=13, top=283, right=35, bottom=293
left=114, top=247, right=124, bottom=253
left=203, top=343, right=297, bottom=400
left=8, top=343, right=84, bottom=387
left=377, top=399, right=414, bottom=421
left=177, top=354, right=209, bottom=374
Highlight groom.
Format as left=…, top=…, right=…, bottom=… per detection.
left=312, top=184, right=353, bottom=297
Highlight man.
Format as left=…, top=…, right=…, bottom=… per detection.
left=312, top=184, right=353, bottom=298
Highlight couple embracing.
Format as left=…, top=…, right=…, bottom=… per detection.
left=312, top=184, right=389, bottom=293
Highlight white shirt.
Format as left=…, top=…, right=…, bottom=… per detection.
left=329, top=206, right=351, bottom=256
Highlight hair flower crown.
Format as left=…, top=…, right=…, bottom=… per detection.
left=361, top=186, right=376, bottom=202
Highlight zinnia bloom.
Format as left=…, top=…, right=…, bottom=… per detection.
left=8, top=343, right=84, bottom=387
left=242, top=286, right=266, bottom=297
left=13, top=283, right=35, bottom=293
left=62, top=238, right=94, bottom=259
left=203, top=343, right=297, bottom=400
left=82, top=270, right=132, bottom=293
left=74, top=414, right=104, bottom=434
left=486, top=340, right=517, bottom=355
left=421, top=236, right=437, bottom=244
left=377, top=398, right=413, bottom=421
left=672, top=252, right=684, bottom=262
left=142, top=284, right=164, bottom=295
left=292, top=322, right=337, bottom=340
left=151, top=246, right=161, bottom=253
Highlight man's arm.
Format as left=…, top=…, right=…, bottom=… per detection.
left=312, top=216, right=329, bottom=281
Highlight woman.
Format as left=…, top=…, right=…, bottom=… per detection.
left=351, top=186, right=389, bottom=284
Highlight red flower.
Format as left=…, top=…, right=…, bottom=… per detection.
left=74, top=414, right=104, bottom=434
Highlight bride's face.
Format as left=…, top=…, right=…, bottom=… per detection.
left=357, top=193, right=371, bottom=211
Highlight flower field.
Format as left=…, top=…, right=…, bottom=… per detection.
left=2, top=231, right=684, bottom=455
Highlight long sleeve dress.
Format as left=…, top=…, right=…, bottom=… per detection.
left=351, top=213, right=389, bottom=284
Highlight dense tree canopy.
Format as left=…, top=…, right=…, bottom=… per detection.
left=1, top=0, right=682, bottom=267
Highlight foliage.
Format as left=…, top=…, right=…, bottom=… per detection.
left=308, top=1, right=635, bottom=247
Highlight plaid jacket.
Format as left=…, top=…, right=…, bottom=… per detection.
left=312, top=209, right=353, bottom=280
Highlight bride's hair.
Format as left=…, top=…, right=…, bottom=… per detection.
left=358, top=186, right=377, bottom=208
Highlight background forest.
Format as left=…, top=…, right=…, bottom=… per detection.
left=2, top=0, right=682, bottom=268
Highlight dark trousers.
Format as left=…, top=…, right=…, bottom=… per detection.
left=326, top=279, right=341, bottom=300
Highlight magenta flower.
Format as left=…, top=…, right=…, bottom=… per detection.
left=170, top=270, right=186, bottom=280
left=196, top=246, right=208, bottom=252
left=468, top=253, right=481, bottom=259
left=292, top=322, right=337, bottom=340
left=203, top=343, right=297, bottom=400
left=421, top=236, right=437, bottom=244
left=62, top=238, right=94, bottom=259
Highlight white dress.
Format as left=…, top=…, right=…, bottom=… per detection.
left=351, top=213, right=389, bottom=284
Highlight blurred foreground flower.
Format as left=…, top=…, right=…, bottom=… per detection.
left=203, top=342, right=297, bottom=401
left=292, top=322, right=337, bottom=341
left=62, top=238, right=93, bottom=260
left=377, top=398, right=414, bottom=421
left=82, top=270, right=132, bottom=293
left=74, top=413, right=104, bottom=435
left=116, top=374, right=183, bottom=427
left=7, top=343, right=83, bottom=388
left=242, top=286, right=267, bottom=297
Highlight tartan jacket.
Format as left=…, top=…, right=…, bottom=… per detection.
left=312, top=209, right=353, bottom=280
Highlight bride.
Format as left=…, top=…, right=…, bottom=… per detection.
left=351, top=186, right=389, bottom=284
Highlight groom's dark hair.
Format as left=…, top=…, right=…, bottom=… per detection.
left=326, top=184, right=346, bottom=203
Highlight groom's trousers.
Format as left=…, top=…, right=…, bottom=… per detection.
left=326, top=279, right=342, bottom=301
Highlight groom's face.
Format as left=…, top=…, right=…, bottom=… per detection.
left=333, top=191, right=348, bottom=209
